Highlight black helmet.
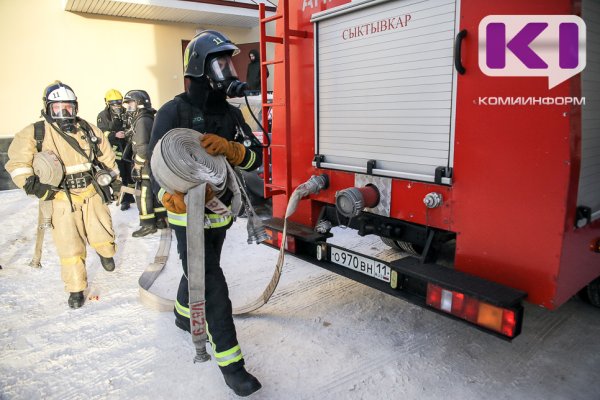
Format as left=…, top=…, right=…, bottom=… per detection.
left=123, top=90, right=152, bottom=113
left=183, top=30, right=240, bottom=78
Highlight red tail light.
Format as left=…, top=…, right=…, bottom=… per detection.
left=263, top=228, right=297, bottom=253
left=426, top=283, right=519, bottom=338
left=277, top=231, right=296, bottom=253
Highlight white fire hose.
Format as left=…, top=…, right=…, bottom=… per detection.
left=29, top=151, right=63, bottom=268
left=231, top=174, right=328, bottom=314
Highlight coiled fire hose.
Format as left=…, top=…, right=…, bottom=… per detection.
left=29, top=151, right=64, bottom=268
left=149, top=128, right=328, bottom=362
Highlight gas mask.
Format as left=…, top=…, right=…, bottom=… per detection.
left=205, top=54, right=248, bottom=98
left=49, top=101, right=77, bottom=133
left=109, top=101, right=123, bottom=117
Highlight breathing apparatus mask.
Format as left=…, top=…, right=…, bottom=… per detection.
left=205, top=54, right=248, bottom=98
left=48, top=101, right=78, bottom=133
left=108, top=100, right=123, bottom=117
left=123, top=99, right=139, bottom=116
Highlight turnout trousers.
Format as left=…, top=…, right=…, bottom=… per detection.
left=135, top=178, right=166, bottom=226
left=171, top=223, right=244, bottom=373
left=51, top=188, right=116, bottom=293
left=114, top=150, right=134, bottom=205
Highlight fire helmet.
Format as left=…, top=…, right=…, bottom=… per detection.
left=42, top=81, right=78, bottom=132
left=123, top=90, right=152, bottom=113
left=104, top=89, right=123, bottom=105
left=104, top=89, right=123, bottom=116
left=183, top=30, right=240, bottom=78
left=43, top=81, right=77, bottom=115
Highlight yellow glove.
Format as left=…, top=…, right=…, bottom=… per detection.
left=200, top=133, right=246, bottom=166
left=161, top=191, right=187, bottom=214
left=161, top=187, right=215, bottom=214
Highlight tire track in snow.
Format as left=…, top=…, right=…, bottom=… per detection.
left=263, top=273, right=359, bottom=315
left=507, top=307, right=574, bottom=389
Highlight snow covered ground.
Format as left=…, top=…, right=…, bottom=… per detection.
left=1, top=189, right=600, bottom=400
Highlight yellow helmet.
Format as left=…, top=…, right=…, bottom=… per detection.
left=104, top=89, right=123, bottom=105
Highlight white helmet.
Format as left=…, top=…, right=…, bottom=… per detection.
left=42, top=81, right=78, bottom=132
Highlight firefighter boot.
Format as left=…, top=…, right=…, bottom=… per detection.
left=68, top=291, right=84, bottom=309
left=99, top=255, right=116, bottom=272
left=175, top=317, right=190, bottom=333
left=223, top=367, right=262, bottom=397
left=156, top=218, right=168, bottom=229
left=132, top=225, right=157, bottom=237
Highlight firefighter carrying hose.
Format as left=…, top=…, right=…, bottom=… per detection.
left=148, top=31, right=263, bottom=397
left=97, top=89, right=134, bottom=210
left=124, top=90, right=167, bottom=237
left=6, top=81, right=122, bottom=309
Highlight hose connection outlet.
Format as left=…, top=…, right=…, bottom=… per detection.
left=335, top=185, right=380, bottom=218
left=423, top=192, right=443, bottom=209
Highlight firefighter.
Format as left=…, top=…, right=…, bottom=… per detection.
left=148, top=31, right=263, bottom=397
left=97, top=89, right=134, bottom=210
left=124, top=90, right=167, bottom=237
left=6, top=81, right=122, bottom=309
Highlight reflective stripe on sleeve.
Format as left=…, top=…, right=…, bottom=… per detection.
left=239, top=149, right=256, bottom=170
left=10, top=167, right=33, bottom=178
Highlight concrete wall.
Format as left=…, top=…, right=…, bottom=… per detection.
left=0, top=0, right=271, bottom=138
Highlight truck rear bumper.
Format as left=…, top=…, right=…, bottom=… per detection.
left=263, top=217, right=527, bottom=340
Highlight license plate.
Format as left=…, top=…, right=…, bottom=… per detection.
left=330, top=247, right=391, bottom=282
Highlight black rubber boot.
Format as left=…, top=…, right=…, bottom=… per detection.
left=132, top=225, right=157, bottom=237
left=68, top=291, right=84, bottom=309
left=175, top=317, right=190, bottom=333
left=99, top=256, right=115, bottom=272
left=120, top=202, right=130, bottom=211
left=223, top=367, right=262, bottom=397
left=156, top=218, right=168, bottom=229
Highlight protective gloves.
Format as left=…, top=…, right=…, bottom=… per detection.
left=200, top=133, right=246, bottom=166
left=23, top=175, right=57, bottom=200
left=131, top=166, right=142, bottom=182
left=161, top=191, right=186, bottom=214
left=160, top=186, right=215, bottom=214
left=109, top=179, right=122, bottom=201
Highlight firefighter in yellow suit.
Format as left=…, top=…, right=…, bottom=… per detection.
left=6, top=81, right=122, bottom=309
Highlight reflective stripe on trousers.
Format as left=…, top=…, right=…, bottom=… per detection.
left=175, top=301, right=244, bottom=368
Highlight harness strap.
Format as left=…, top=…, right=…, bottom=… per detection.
left=34, top=121, right=45, bottom=152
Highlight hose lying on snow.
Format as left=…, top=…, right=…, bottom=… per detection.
left=231, top=174, right=328, bottom=315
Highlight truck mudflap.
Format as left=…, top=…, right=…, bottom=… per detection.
left=263, top=217, right=527, bottom=340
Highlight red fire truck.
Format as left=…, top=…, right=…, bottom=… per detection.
left=254, top=0, right=600, bottom=339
